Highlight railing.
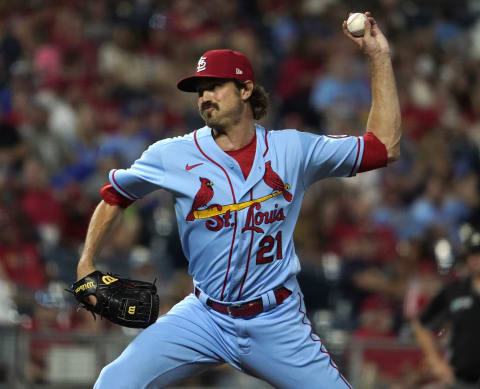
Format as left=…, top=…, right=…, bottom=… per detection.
left=0, top=325, right=426, bottom=389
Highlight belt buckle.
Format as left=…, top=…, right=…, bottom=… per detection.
left=227, top=303, right=242, bottom=317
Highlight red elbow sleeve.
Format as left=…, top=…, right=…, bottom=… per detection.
left=358, top=132, right=388, bottom=173
left=100, top=184, right=135, bottom=208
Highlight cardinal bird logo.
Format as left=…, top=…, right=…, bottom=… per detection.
left=186, top=177, right=214, bottom=221
left=263, top=161, right=292, bottom=202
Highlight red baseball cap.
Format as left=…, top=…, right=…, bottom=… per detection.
left=177, top=49, right=255, bottom=92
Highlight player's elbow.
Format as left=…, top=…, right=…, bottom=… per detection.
left=386, top=128, right=402, bottom=164
left=387, top=142, right=401, bottom=163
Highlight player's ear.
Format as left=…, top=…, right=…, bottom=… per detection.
left=239, top=80, right=254, bottom=101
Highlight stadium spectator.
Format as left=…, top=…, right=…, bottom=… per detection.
left=0, top=1, right=479, bottom=386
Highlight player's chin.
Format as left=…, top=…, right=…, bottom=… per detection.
left=201, top=110, right=215, bottom=122
left=203, top=115, right=222, bottom=128
left=203, top=116, right=214, bottom=127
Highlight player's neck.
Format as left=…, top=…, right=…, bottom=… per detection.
left=212, top=118, right=256, bottom=152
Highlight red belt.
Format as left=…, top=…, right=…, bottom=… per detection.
left=194, top=287, right=292, bottom=318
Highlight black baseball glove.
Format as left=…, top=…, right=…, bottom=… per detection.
left=68, top=270, right=160, bottom=328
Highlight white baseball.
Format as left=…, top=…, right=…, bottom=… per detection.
left=347, top=13, right=368, bottom=37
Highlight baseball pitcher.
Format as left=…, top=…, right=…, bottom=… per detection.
left=76, top=12, right=401, bottom=389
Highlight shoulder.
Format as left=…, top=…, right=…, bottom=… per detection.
left=265, top=128, right=303, bottom=144
left=266, top=128, right=300, bottom=138
left=268, top=129, right=349, bottom=141
left=263, top=129, right=308, bottom=154
left=265, top=129, right=350, bottom=152
left=146, top=130, right=198, bottom=153
left=268, top=129, right=346, bottom=147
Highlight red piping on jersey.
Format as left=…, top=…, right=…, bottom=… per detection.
left=348, top=137, right=361, bottom=177
left=194, top=130, right=237, bottom=301
left=111, top=169, right=138, bottom=199
left=297, top=293, right=353, bottom=389
left=237, top=190, right=255, bottom=299
left=263, top=128, right=269, bottom=157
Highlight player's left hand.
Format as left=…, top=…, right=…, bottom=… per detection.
left=342, top=12, right=390, bottom=58
left=67, top=270, right=160, bottom=328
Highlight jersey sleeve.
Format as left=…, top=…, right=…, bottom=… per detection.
left=297, top=131, right=364, bottom=188
left=419, top=286, right=450, bottom=330
left=108, top=142, right=166, bottom=200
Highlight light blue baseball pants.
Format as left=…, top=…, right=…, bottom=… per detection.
left=94, top=278, right=352, bottom=389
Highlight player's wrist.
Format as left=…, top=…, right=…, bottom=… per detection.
left=368, top=51, right=391, bottom=62
left=77, top=261, right=96, bottom=280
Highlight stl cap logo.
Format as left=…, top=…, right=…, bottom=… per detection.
left=235, top=67, right=243, bottom=75
left=197, top=56, right=207, bottom=72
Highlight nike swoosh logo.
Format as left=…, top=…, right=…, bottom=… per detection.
left=185, top=163, right=203, bottom=170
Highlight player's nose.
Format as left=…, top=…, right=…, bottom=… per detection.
left=198, top=92, right=211, bottom=107
left=201, top=88, right=215, bottom=101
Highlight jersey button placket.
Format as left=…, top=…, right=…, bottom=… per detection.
left=230, top=195, right=251, bottom=297
left=222, top=202, right=242, bottom=300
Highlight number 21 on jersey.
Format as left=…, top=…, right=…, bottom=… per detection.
left=257, top=231, right=283, bottom=264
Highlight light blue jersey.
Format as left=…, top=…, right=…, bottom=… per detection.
left=110, top=124, right=364, bottom=302
left=95, top=124, right=363, bottom=389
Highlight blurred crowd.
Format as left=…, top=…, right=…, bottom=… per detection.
left=1, top=0, right=480, bottom=386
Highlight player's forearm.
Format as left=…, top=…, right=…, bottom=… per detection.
left=411, top=319, right=444, bottom=365
left=366, top=53, right=401, bottom=162
left=77, top=200, right=123, bottom=278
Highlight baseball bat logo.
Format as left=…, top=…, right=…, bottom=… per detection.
left=186, top=162, right=292, bottom=225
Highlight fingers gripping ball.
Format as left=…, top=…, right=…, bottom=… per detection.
left=69, top=271, right=160, bottom=328
left=347, top=13, right=368, bottom=37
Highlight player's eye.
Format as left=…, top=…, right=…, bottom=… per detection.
left=197, top=86, right=212, bottom=97
left=197, top=81, right=224, bottom=97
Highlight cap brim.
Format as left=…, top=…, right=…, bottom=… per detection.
left=177, top=76, right=201, bottom=92
left=177, top=74, right=238, bottom=92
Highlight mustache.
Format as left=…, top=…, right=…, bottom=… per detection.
left=201, top=102, right=219, bottom=112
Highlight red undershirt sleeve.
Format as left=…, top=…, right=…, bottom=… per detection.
left=100, top=183, right=135, bottom=208
left=358, top=132, right=388, bottom=173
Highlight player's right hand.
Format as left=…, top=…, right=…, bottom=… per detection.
left=342, top=12, right=390, bottom=58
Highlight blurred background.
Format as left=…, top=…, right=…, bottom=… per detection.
left=1, top=0, right=480, bottom=388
